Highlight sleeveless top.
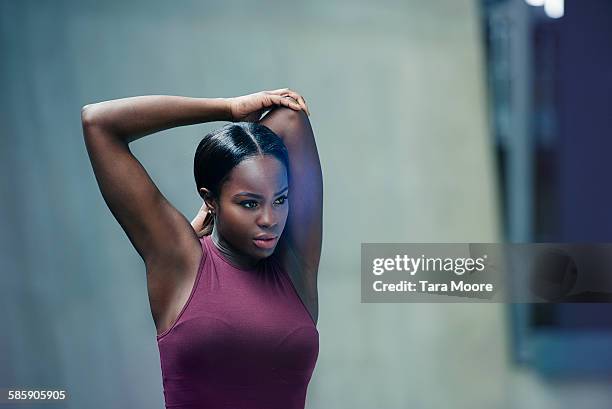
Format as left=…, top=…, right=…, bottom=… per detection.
left=156, top=234, right=319, bottom=409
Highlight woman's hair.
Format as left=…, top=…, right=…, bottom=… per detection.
left=193, top=122, right=290, bottom=237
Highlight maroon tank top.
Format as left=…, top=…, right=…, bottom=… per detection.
left=156, top=234, right=319, bottom=409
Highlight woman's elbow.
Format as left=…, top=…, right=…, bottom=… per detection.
left=81, top=104, right=98, bottom=128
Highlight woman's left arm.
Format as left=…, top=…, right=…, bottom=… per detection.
left=259, top=96, right=323, bottom=315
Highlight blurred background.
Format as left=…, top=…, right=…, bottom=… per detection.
left=1, top=0, right=611, bottom=408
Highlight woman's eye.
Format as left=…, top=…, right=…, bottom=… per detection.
left=275, top=195, right=288, bottom=205
left=240, top=196, right=287, bottom=209
left=241, top=201, right=258, bottom=209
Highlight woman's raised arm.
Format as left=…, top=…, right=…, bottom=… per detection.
left=259, top=99, right=323, bottom=323
left=81, top=96, right=231, bottom=269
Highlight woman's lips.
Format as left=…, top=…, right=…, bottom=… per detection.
left=253, top=236, right=278, bottom=249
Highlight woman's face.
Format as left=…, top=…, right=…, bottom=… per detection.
left=212, top=155, right=289, bottom=261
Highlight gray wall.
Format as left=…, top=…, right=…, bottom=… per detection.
left=1, top=1, right=507, bottom=408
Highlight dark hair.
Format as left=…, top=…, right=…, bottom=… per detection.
left=193, top=122, right=290, bottom=236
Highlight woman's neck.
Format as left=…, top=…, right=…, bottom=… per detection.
left=210, top=226, right=259, bottom=270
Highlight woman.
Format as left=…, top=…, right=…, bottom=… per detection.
left=81, top=89, right=323, bottom=409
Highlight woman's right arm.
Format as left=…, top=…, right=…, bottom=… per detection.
left=81, top=96, right=231, bottom=269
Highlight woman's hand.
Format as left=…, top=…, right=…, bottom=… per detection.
left=227, top=88, right=310, bottom=122
left=191, top=202, right=211, bottom=237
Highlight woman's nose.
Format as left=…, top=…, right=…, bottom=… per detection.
left=257, top=205, right=277, bottom=228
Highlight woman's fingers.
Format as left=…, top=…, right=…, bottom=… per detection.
left=266, top=88, right=310, bottom=115
left=266, top=88, right=303, bottom=102
left=197, top=202, right=209, bottom=213
left=270, top=94, right=301, bottom=110
left=284, top=94, right=308, bottom=115
left=283, top=95, right=309, bottom=116
left=290, top=95, right=309, bottom=116
left=230, top=89, right=308, bottom=122
left=277, top=94, right=308, bottom=114
left=298, top=96, right=310, bottom=116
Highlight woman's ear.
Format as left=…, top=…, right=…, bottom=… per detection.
left=199, top=187, right=216, bottom=213
left=198, top=187, right=207, bottom=200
